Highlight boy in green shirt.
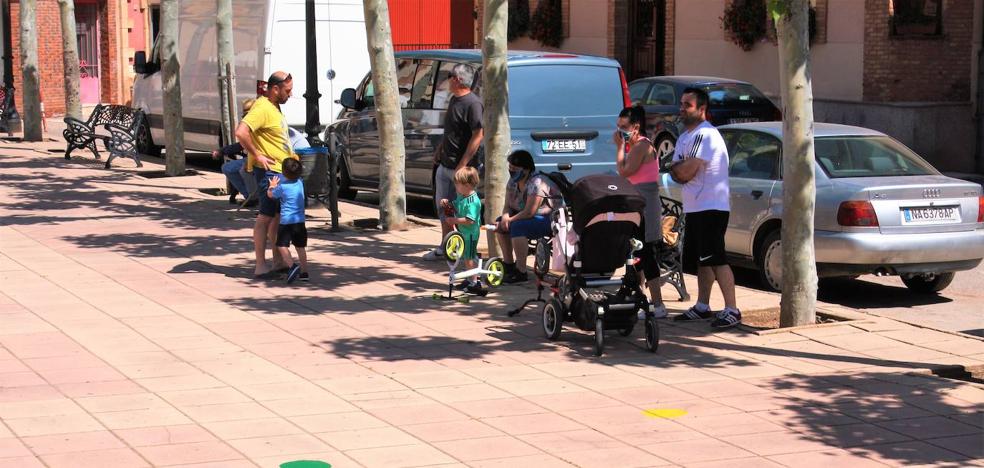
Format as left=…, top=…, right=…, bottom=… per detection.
left=440, top=166, right=484, bottom=295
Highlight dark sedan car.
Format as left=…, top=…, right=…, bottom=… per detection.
left=628, top=76, right=781, bottom=161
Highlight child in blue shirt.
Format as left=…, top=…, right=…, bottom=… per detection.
left=267, top=158, right=308, bottom=283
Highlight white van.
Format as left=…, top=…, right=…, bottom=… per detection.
left=131, top=0, right=369, bottom=154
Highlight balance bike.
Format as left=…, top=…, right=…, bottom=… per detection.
left=432, top=226, right=505, bottom=304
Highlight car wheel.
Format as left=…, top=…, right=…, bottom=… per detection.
left=336, top=155, right=357, bottom=200
left=901, top=272, right=955, bottom=294
left=756, top=230, right=782, bottom=292
left=136, top=116, right=161, bottom=157
left=653, top=134, right=676, bottom=162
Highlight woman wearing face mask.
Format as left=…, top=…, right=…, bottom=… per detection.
left=494, top=151, right=561, bottom=283
left=615, top=105, right=667, bottom=319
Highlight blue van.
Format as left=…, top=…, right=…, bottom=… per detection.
left=326, top=50, right=631, bottom=199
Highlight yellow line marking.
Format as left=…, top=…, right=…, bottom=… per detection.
left=643, top=408, right=688, bottom=419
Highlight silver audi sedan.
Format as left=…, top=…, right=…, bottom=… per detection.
left=660, top=122, right=984, bottom=294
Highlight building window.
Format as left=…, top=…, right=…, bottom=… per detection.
left=150, top=5, right=161, bottom=47
left=891, top=0, right=943, bottom=37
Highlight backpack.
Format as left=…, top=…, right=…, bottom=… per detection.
left=539, top=171, right=573, bottom=201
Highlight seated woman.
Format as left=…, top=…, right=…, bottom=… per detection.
left=495, top=151, right=562, bottom=283
left=212, top=99, right=256, bottom=204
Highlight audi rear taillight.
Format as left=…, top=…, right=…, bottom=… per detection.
left=978, top=196, right=984, bottom=223
left=618, top=68, right=632, bottom=108
left=837, top=201, right=879, bottom=227
left=256, top=80, right=267, bottom=96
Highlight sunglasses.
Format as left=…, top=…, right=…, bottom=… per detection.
left=268, top=73, right=292, bottom=87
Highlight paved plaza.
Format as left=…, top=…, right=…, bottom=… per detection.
left=0, top=140, right=981, bottom=467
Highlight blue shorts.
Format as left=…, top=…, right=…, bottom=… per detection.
left=256, top=170, right=284, bottom=218
left=509, top=214, right=552, bottom=239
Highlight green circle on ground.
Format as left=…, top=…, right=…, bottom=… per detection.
left=280, top=461, right=331, bottom=468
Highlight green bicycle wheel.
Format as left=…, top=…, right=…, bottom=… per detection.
left=485, top=257, right=505, bottom=287
left=442, top=231, right=465, bottom=261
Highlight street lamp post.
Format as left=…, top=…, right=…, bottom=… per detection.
left=303, top=0, right=340, bottom=230
left=1, top=0, right=21, bottom=134
left=303, top=0, right=322, bottom=146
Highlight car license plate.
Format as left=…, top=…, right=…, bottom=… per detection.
left=728, top=118, right=760, bottom=124
left=541, top=139, right=586, bottom=153
left=901, top=205, right=961, bottom=225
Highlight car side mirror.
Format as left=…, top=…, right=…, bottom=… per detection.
left=339, top=88, right=359, bottom=110
left=134, top=51, right=147, bottom=74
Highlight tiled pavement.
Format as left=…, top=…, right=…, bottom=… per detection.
left=0, top=141, right=981, bottom=467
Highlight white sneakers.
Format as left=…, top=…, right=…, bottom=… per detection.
left=639, top=304, right=668, bottom=320
left=422, top=248, right=443, bottom=261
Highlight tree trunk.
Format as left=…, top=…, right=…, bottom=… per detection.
left=482, top=0, right=510, bottom=257
left=362, top=0, right=407, bottom=230
left=216, top=0, right=237, bottom=146
left=160, top=0, right=185, bottom=176
left=773, top=0, right=817, bottom=327
left=19, top=0, right=41, bottom=141
left=57, top=0, right=81, bottom=120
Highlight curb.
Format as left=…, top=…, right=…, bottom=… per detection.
left=857, top=309, right=984, bottom=342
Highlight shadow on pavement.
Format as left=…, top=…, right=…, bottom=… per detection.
left=6, top=149, right=982, bottom=465
left=728, top=266, right=954, bottom=309
left=0, top=159, right=246, bottom=233
left=765, top=372, right=981, bottom=465
left=817, top=277, right=953, bottom=309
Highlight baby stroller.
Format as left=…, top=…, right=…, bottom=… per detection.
left=539, top=173, right=659, bottom=356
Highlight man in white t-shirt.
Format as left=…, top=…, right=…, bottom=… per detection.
left=669, top=87, right=741, bottom=329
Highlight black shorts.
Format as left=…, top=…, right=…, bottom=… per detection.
left=634, top=220, right=661, bottom=281
left=276, top=223, right=308, bottom=248
left=685, top=210, right=729, bottom=267
left=638, top=240, right=661, bottom=281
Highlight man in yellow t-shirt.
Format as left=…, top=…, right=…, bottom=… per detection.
left=234, top=70, right=299, bottom=278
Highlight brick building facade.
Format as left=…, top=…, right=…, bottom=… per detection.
left=488, top=0, right=982, bottom=173
left=5, top=0, right=151, bottom=117
left=485, top=0, right=978, bottom=104
left=863, top=0, right=975, bottom=102
left=10, top=0, right=66, bottom=116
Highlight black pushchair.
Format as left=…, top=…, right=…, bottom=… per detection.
left=536, top=174, right=659, bottom=356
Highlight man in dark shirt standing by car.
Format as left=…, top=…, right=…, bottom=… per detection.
left=424, top=63, right=485, bottom=261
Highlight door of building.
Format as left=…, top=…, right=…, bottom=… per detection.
left=75, top=3, right=100, bottom=104
left=627, top=0, right=666, bottom=80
